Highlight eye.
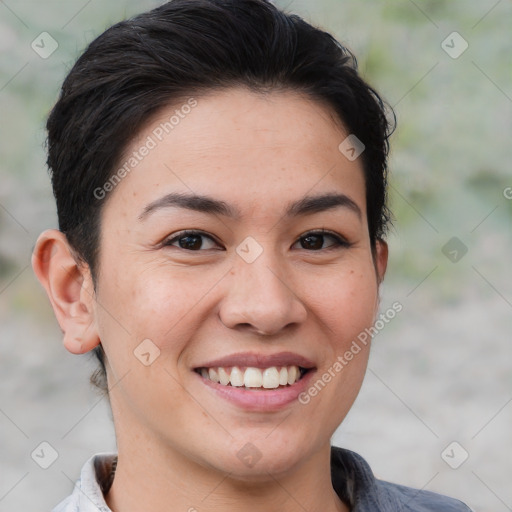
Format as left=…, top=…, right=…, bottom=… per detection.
left=292, top=230, right=351, bottom=251
left=162, top=229, right=351, bottom=252
left=162, top=230, right=220, bottom=251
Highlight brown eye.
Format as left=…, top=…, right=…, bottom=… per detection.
left=163, top=230, right=220, bottom=251
left=294, top=231, right=350, bottom=251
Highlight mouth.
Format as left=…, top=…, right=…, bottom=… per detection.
left=194, top=365, right=312, bottom=390
left=192, top=351, right=317, bottom=410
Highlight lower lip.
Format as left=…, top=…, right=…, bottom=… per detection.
left=195, top=370, right=316, bottom=411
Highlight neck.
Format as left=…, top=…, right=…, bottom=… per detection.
left=105, top=434, right=349, bottom=512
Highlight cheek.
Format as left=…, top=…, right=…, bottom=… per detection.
left=293, top=267, right=378, bottom=444
left=304, top=264, right=379, bottom=341
left=94, top=268, right=200, bottom=413
left=97, top=263, right=223, bottom=359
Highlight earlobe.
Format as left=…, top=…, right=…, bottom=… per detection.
left=32, top=229, right=101, bottom=354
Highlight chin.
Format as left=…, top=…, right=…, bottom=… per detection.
left=205, top=435, right=312, bottom=481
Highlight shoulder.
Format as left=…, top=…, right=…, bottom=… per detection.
left=375, top=479, right=473, bottom=511
left=330, top=446, right=473, bottom=511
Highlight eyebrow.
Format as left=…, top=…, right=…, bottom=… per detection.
left=138, top=191, right=362, bottom=221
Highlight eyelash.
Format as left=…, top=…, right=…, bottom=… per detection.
left=162, top=229, right=351, bottom=252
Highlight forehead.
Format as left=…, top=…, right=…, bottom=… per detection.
left=106, top=87, right=366, bottom=220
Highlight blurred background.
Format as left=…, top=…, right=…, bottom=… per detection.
left=0, top=1, right=511, bottom=510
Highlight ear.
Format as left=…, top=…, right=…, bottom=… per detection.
left=371, top=239, right=389, bottom=317
left=32, top=229, right=100, bottom=354
left=374, top=238, right=388, bottom=285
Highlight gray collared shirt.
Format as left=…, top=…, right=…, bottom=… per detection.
left=52, top=446, right=472, bottom=511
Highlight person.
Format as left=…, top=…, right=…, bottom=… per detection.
left=32, top=0, right=472, bottom=510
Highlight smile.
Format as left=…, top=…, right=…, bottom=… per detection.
left=193, top=351, right=317, bottom=410
left=195, top=365, right=309, bottom=389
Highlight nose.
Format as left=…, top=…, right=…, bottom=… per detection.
left=218, top=252, right=307, bottom=336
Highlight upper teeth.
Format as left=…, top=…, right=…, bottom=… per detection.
left=199, top=366, right=302, bottom=389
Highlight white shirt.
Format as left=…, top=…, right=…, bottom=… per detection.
left=52, top=452, right=116, bottom=512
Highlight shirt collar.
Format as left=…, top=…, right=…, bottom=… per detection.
left=53, top=452, right=116, bottom=512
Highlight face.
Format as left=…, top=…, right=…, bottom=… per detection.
left=88, top=88, right=387, bottom=477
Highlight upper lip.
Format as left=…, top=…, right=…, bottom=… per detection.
left=195, top=351, right=316, bottom=370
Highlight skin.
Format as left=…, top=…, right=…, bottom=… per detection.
left=33, top=87, right=388, bottom=512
